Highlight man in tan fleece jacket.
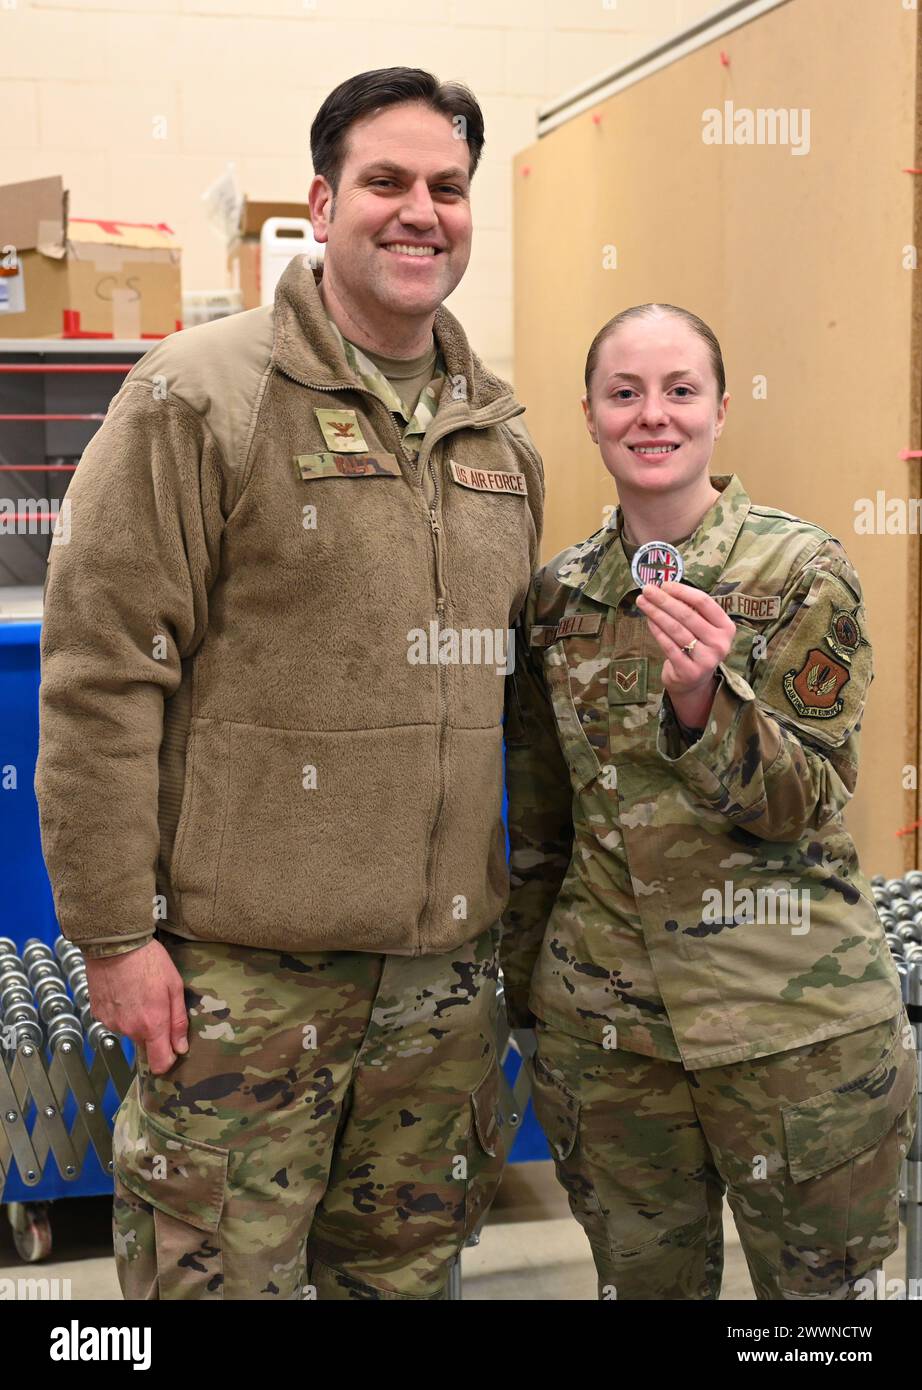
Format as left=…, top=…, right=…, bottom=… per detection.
left=34, top=67, right=544, bottom=1300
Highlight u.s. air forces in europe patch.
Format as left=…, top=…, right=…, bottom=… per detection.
left=782, top=603, right=867, bottom=720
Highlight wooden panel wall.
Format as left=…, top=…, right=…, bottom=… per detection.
left=512, top=0, right=922, bottom=874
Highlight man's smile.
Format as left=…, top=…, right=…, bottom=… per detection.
left=380, top=241, right=443, bottom=259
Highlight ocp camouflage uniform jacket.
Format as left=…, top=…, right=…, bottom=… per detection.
left=502, top=473, right=902, bottom=1068
left=35, top=254, right=543, bottom=960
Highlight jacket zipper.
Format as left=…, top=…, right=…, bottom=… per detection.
left=412, top=401, right=525, bottom=947
left=427, top=458, right=446, bottom=607
left=277, top=363, right=523, bottom=949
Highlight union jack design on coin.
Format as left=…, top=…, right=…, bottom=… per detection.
left=630, top=540, right=685, bottom=588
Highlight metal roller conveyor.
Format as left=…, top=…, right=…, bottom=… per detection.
left=879, top=876, right=922, bottom=1298
left=0, top=938, right=134, bottom=1193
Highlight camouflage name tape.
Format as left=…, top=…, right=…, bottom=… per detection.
left=529, top=613, right=603, bottom=647
left=294, top=452, right=402, bottom=480
left=554, top=614, right=603, bottom=639
left=712, top=592, right=781, bottom=621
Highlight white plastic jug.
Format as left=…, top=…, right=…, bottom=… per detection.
left=259, top=217, right=323, bottom=304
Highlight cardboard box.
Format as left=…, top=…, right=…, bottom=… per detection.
left=227, top=196, right=311, bottom=310
left=0, top=175, right=182, bottom=339
left=182, top=287, right=243, bottom=328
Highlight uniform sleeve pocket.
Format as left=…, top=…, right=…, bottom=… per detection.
left=113, top=1089, right=229, bottom=1232
left=782, top=1017, right=917, bottom=1183
left=755, top=571, right=872, bottom=752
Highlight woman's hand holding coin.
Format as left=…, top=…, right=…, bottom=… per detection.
left=636, top=580, right=736, bottom=728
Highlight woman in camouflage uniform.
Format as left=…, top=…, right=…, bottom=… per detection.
left=502, top=303, right=917, bottom=1300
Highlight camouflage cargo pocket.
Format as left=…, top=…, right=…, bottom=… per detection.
left=528, top=1051, right=608, bottom=1248
left=112, top=1082, right=229, bottom=1300
left=778, top=1012, right=917, bottom=1298
left=462, top=1056, right=506, bottom=1241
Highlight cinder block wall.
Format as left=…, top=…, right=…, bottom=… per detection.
left=3, top=0, right=719, bottom=378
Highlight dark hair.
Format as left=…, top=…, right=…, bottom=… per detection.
left=310, top=67, right=485, bottom=195
left=584, top=304, right=726, bottom=403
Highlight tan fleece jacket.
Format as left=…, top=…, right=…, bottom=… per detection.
left=34, top=254, right=544, bottom=959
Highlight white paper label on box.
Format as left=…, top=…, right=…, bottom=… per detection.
left=0, top=270, right=25, bottom=316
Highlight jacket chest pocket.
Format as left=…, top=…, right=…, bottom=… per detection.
left=445, top=454, right=534, bottom=610
left=543, top=639, right=606, bottom=791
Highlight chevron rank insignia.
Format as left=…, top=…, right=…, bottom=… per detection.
left=609, top=657, right=648, bottom=705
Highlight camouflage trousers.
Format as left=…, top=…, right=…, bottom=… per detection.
left=530, top=1009, right=918, bottom=1300
left=112, top=926, right=506, bottom=1300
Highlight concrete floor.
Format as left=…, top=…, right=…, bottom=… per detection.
left=0, top=1160, right=911, bottom=1300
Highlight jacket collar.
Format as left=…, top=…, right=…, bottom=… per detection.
left=559, top=473, right=752, bottom=607
left=271, top=254, right=520, bottom=426
left=322, top=312, right=446, bottom=428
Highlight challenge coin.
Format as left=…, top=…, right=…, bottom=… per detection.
left=630, top=540, right=684, bottom=588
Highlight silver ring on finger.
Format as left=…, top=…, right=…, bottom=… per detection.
left=681, top=637, right=698, bottom=656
